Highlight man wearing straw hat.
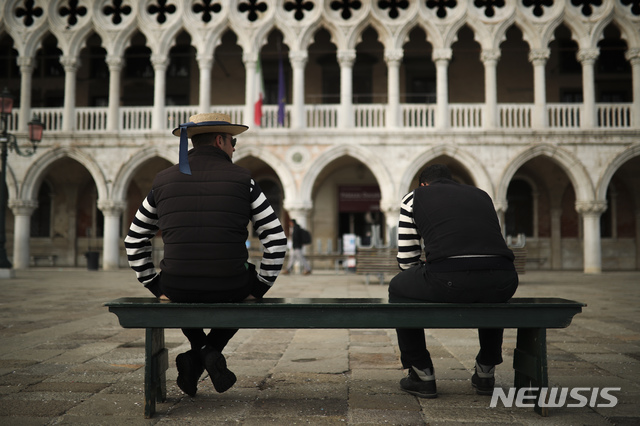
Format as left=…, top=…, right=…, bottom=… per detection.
left=125, top=112, right=288, bottom=397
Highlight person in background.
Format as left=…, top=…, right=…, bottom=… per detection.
left=282, top=219, right=311, bottom=275
left=390, top=164, right=518, bottom=399
left=125, top=113, right=287, bottom=397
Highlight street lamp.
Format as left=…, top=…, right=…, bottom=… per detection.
left=0, top=87, right=44, bottom=270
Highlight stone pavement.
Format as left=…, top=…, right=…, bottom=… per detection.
left=0, top=268, right=639, bottom=425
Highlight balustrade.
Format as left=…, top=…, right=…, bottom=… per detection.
left=10, top=102, right=632, bottom=134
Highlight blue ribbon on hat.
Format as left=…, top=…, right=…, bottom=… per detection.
left=177, top=120, right=234, bottom=175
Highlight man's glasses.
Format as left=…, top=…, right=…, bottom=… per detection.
left=231, top=137, right=236, bottom=147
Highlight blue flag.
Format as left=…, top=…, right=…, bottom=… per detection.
left=277, top=53, right=286, bottom=126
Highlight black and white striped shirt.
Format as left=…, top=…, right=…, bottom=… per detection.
left=396, top=191, right=423, bottom=269
left=125, top=178, right=287, bottom=290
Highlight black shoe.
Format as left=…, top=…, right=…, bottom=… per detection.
left=201, top=346, right=237, bottom=393
left=471, top=371, right=495, bottom=395
left=175, top=350, right=205, bottom=397
left=400, top=368, right=437, bottom=398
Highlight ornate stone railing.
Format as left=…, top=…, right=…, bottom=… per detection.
left=6, top=102, right=631, bottom=134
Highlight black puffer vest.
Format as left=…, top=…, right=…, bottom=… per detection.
left=152, top=146, right=251, bottom=277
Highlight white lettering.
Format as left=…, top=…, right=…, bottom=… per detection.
left=489, top=387, right=516, bottom=408
left=515, top=387, right=538, bottom=408
left=567, top=387, right=589, bottom=407
left=490, top=387, right=620, bottom=409
left=539, top=387, right=568, bottom=407
left=598, top=387, right=620, bottom=408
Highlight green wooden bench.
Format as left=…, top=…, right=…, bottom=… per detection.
left=105, top=297, right=585, bottom=418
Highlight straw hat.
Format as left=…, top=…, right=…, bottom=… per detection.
left=172, top=112, right=248, bottom=138
left=173, top=113, right=248, bottom=175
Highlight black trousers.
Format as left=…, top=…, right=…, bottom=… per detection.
left=389, top=264, right=518, bottom=370
left=159, top=266, right=258, bottom=353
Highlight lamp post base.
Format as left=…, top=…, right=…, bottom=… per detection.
left=0, top=268, right=15, bottom=279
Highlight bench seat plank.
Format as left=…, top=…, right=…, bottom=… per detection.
left=106, top=297, right=583, bottom=330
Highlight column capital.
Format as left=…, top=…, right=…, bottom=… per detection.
left=528, top=48, right=550, bottom=65
left=493, top=201, right=508, bottom=214
left=625, top=48, right=640, bottom=63
left=106, top=55, right=123, bottom=70
left=289, top=50, right=308, bottom=67
left=151, top=53, right=169, bottom=69
left=17, top=56, right=34, bottom=70
left=196, top=53, right=213, bottom=69
left=577, top=48, right=599, bottom=64
left=337, top=49, right=356, bottom=66
left=481, top=48, right=501, bottom=64
left=8, top=199, right=38, bottom=216
left=433, top=48, right=452, bottom=63
left=60, top=55, right=80, bottom=71
left=97, top=200, right=127, bottom=216
left=379, top=202, right=400, bottom=215
left=575, top=200, right=607, bottom=215
left=384, top=48, right=403, bottom=64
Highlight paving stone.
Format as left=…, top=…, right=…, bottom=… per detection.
left=0, top=269, right=639, bottom=424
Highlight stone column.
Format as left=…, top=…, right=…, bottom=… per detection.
left=17, top=56, right=34, bottom=132
left=550, top=208, right=562, bottom=270
left=286, top=206, right=312, bottom=230
left=385, top=49, right=403, bottom=129
left=106, top=55, right=123, bottom=132
left=197, top=53, right=213, bottom=113
left=577, top=48, right=599, bottom=129
left=481, top=49, right=501, bottom=129
left=576, top=201, right=607, bottom=274
left=290, top=50, right=308, bottom=129
left=433, top=48, right=452, bottom=130
left=380, top=201, right=400, bottom=248
left=98, top=200, right=126, bottom=270
left=337, top=50, right=356, bottom=129
left=636, top=209, right=640, bottom=270
left=9, top=199, right=38, bottom=270
left=151, top=54, right=168, bottom=131
left=625, top=48, right=640, bottom=128
left=493, top=201, right=508, bottom=236
left=529, top=48, right=550, bottom=128
left=60, top=55, right=79, bottom=132
left=244, top=53, right=257, bottom=127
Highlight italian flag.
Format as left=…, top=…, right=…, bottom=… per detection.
left=254, top=57, right=264, bottom=127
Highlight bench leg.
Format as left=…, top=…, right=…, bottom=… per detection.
left=144, top=328, right=168, bottom=418
left=513, top=328, right=548, bottom=416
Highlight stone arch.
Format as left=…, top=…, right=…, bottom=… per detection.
left=299, top=145, right=395, bottom=209
left=597, top=145, right=640, bottom=202
left=298, top=20, right=341, bottom=52
left=498, top=144, right=594, bottom=208
left=111, top=146, right=176, bottom=202
left=234, top=146, right=297, bottom=203
left=19, top=147, right=108, bottom=201
left=399, top=145, right=495, bottom=198
left=349, top=17, right=392, bottom=51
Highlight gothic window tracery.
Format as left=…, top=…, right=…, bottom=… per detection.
left=192, top=0, right=222, bottom=23
left=570, top=0, right=602, bottom=16
left=238, top=0, right=268, bottom=22
left=15, top=0, right=44, bottom=27
left=522, top=0, right=553, bottom=17
left=473, top=0, right=505, bottom=17
left=425, top=0, right=457, bottom=18
left=103, top=0, right=132, bottom=25
left=147, top=0, right=176, bottom=24
left=59, top=0, right=87, bottom=27
left=284, top=0, right=314, bottom=21
left=621, top=0, right=640, bottom=16
left=378, top=0, right=409, bottom=19
left=330, top=0, right=362, bottom=20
